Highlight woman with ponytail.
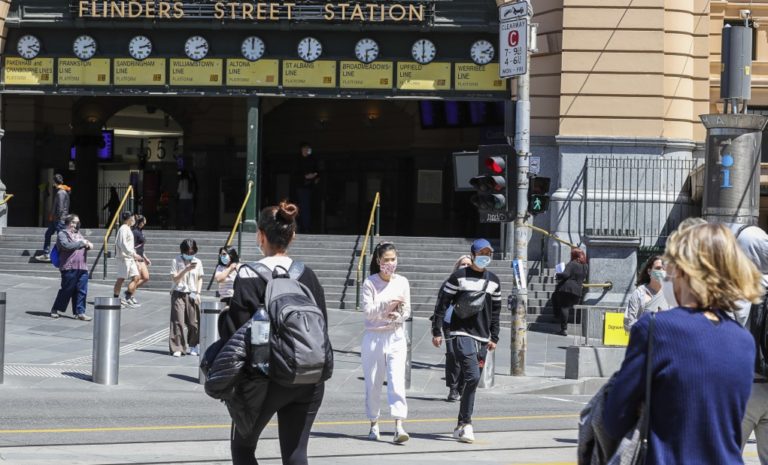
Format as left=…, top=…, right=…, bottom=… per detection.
left=361, top=241, right=412, bottom=444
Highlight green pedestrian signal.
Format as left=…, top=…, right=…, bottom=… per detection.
left=528, top=176, right=550, bottom=216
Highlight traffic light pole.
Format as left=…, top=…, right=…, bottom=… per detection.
left=508, top=0, right=532, bottom=377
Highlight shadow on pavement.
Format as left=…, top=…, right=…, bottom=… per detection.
left=168, top=373, right=199, bottom=383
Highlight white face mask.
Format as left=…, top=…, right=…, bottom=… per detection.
left=661, top=277, right=679, bottom=308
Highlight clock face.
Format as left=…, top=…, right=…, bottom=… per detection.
left=73, top=34, right=97, bottom=61
left=128, top=35, right=153, bottom=61
left=411, top=39, right=436, bottom=65
left=297, top=37, right=322, bottom=63
left=184, top=35, right=209, bottom=61
left=470, top=40, right=495, bottom=65
left=354, top=38, right=379, bottom=64
left=241, top=36, right=265, bottom=62
left=17, top=34, right=41, bottom=60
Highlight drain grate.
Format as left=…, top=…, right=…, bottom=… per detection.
left=4, top=365, right=91, bottom=380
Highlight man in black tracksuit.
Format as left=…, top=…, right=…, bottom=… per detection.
left=431, top=238, right=501, bottom=444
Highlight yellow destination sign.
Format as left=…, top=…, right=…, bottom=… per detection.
left=339, top=61, right=393, bottom=89
left=603, top=312, right=629, bottom=347
left=283, top=61, right=337, bottom=88
left=397, top=62, right=451, bottom=90
left=455, top=63, right=505, bottom=91
left=3, top=57, right=54, bottom=85
left=58, top=58, right=111, bottom=86
left=114, top=58, right=166, bottom=86
left=226, top=59, right=279, bottom=87
left=170, top=59, right=223, bottom=86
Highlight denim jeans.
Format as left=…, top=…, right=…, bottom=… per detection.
left=450, top=335, right=484, bottom=425
left=52, top=269, right=88, bottom=315
left=43, top=220, right=64, bottom=253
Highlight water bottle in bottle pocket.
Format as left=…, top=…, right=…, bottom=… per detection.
left=250, top=305, right=271, bottom=375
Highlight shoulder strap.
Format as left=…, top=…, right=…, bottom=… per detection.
left=288, top=260, right=305, bottom=280
left=482, top=271, right=490, bottom=292
left=737, top=224, right=754, bottom=239
left=240, top=262, right=273, bottom=284
left=639, top=313, right=656, bottom=445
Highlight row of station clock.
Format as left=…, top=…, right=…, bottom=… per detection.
left=15, top=34, right=497, bottom=66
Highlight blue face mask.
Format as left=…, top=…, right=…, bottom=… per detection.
left=182, top=254, right=195, bottom=261
left=474, top=255, right=492, bottom=269
left=220, top=255, right=230, bottom=266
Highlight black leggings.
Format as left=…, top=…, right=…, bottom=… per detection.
left=231, top=382, right=325, bottom=465
left=554, top=292, right=581, bottom=331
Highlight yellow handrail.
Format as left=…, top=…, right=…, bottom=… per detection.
left=102, top=186, right=134, bottom=279
left=528, top=224, right=579, bottom=249
left=0, top=194, right=14, bottom=206
left=225, top=180, right=254, bottom=248
left=356, top=192, right=381, bottom=309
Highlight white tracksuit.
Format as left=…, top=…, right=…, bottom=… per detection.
left=361, top=273, right=411, bottom=421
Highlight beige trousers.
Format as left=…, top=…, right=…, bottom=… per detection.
left=742, top=380, right=768, bottom=465
left=169, top=291, right=199, bottom=354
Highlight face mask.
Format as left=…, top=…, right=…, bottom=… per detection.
left=380, top=261, right=397, bottom=276
left=220, top=255, right=230, bottom=266
left=661, top=278, right=679, bottom=308
left=650, top=269, right=666, bottom=283
left=71, top=222, right=80, bottom=232
left=182, top=254, right=195, bottom=261
left=474, top=255, right=492, bottom=269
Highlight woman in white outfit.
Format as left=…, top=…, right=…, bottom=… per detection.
left=361, top=241, right=412, bottom=444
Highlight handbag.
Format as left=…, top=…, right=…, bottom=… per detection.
left=452, top=272, right=489, bottom=320
left=607, top=312, right=655, bottom=465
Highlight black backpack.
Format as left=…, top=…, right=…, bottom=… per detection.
left=245, top=261, right=334, bottom=386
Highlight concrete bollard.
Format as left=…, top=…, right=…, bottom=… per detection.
left=404, top=316, right=413, bottom=390
left=199, top=300, right=224, bottom=384
left=92, top=297, right=121, bottom=385
left=479, top=348, right=495, bottom=389
left=0, top=292, right=5, bottom=385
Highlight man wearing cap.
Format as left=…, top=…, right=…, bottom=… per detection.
left=37, top=173, right=71, bottom=262
left=431, top=238, right=501, bottom=444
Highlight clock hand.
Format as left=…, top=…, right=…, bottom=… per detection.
left=85, top=44, right=95, bottom=50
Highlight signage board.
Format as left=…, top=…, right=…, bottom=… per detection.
left=339, top=61, right=393, bottom=89
left=3, top=57, right=54, bottom=85
left=114, top=58, right=166, bottom=85
left=499, top=1, right=528, bottom=21
left=396, top=62, right=451, bottom=90
left=500, top=18, right=528, bottom=78
left=226, top=59, right=279, bottom=87
left=170, top=59, right=223, bottom=86
left=529, top=156, right=541, bottom=175
left=58, top=58, right=111, bottom=86
left=282, top=60, right=337, bottom=88
left=603, top=312, right=629, bottom=346
left=455, top=63, right=505, bottom=91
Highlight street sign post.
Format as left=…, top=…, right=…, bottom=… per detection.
left=500, top=18, right=528, bottom=78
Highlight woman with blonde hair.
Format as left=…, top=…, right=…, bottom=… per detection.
left=604, top=222, right=762, bottom=464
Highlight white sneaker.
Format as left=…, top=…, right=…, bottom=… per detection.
left=188, top=345, right=199, bottom=356
left=393, top=424, right=409, bottom=444
left=367, top=423, right=380, bottom=441
left=453, top=423, right=474, bottom=443
left=121, top=298, right=136, bottom=308
left=172, top=351, right=182, bottom=358
left=128, top=297, right=141, bottom=307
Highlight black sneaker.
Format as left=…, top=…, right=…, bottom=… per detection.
left=447, top=388, right=461, bottom=402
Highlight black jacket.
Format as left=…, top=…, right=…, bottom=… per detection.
left=556, top=260, right=588, bottom=297
left=431, top=267, right=502, bottom=343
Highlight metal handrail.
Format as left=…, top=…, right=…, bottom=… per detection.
left=101, top=186, right=134, bottom=280
left=206, top=180, right=254, bottom=291
left=355, top=192, right=381, bottom=309
left=0, top=194, right=14, bottom=206
left=528, top=224, right=578, bottom=249
left=583, top=282, right=613, bottom=290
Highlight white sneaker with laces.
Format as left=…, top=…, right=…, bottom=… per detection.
left=393, top=424, right=409, bottom=444
left=128, top=297, right=141, bottom=307
left=121, top=298, right=136, bottom=308
left=188, top=345, right=199, bottom=356
left=453, top=423, right=474, bottom=443
left=172, top=351, right=182, bottom=358
left=367, top=423, right=380, bottom=441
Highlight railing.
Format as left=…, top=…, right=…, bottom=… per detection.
left=92, top=186, right=133, bottom=280
left=206, top=180, right=253, bottom=291
left=355, top=192, right=381, bottom=310
left=529, top=224, right=578, bottom=250
left=0, top=194, right=13, bottom=206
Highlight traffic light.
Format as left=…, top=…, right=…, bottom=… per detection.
left=528, top=176, right=551, bottom=215
left=469, top=145, right=515, bottom=222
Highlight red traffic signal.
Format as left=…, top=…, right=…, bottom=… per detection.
left=484, top=156, right=506, bottom=175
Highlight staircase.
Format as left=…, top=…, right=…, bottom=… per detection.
left=0, top=227, right=561, bottom=329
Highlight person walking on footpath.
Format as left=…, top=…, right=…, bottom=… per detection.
left=603, top=222, right=761, bottom=465
left=102, top=186, right=120, bottom=228
left=37, top=173, right=70, bottom=262
left=552, top=248, right=588, bottom=336
left=113, top=212, right=143, bottom=308
left=361, top=241, right=412, bottom=444
left=623, top=254, right=669, bottom=332
left=131, top=215, right=152, bottom=305
left=214, top=246, right=240, bottom=306
left=169, top=238, right=203, bottom=357
left=210, top=201, right=329, bottom=465
left=50, top=213, right=93, bottom=321
left=431, top=239, right=501, bottom=444
left=294, top=142, right=320, bottom=233
left=437, top=254, right=473, bottom=402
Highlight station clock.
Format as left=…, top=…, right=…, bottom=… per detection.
left=73, top=35, right=97, bottom=61
left=411, top=39, right=436, bottom=65
left=241, top=36, right=265, bottom=62
left=17, top=34, right=41, bottom=60
left=184, top=35, right=209, bottom=61
left=298, top=37, right=322, bottom=63
left=128, top=35, right=153, bottom=61
left=470, top=40, right=495, bottom=65
left=354, top=38, right=380, bottom=64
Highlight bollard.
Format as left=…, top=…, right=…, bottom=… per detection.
left=0, top=292, right=5, bottom=385
left=92, top=297, right=121, bottom=385
left=404, top=316, right=413, bottom=390
left=199, top=300, right=224, bottom=384
left=479, top=347, right=496, bottom=389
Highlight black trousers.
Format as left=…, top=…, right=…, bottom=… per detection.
left=553, top=292, right=581, bottom=332
left=231, top=382, right=325, bottom=465
left=444, top=338, right=463, bottom=390
left=450, top=336, right=483, bottom=425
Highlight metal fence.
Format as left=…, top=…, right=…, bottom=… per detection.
left=98, top=184, right=131, bottom=227
left=583, top=157, right=702, bottom=248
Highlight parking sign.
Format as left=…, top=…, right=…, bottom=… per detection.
left=500, top=18, right=527, bottom=78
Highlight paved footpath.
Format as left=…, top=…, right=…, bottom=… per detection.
left=0, top=273, right=761, bottom=464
